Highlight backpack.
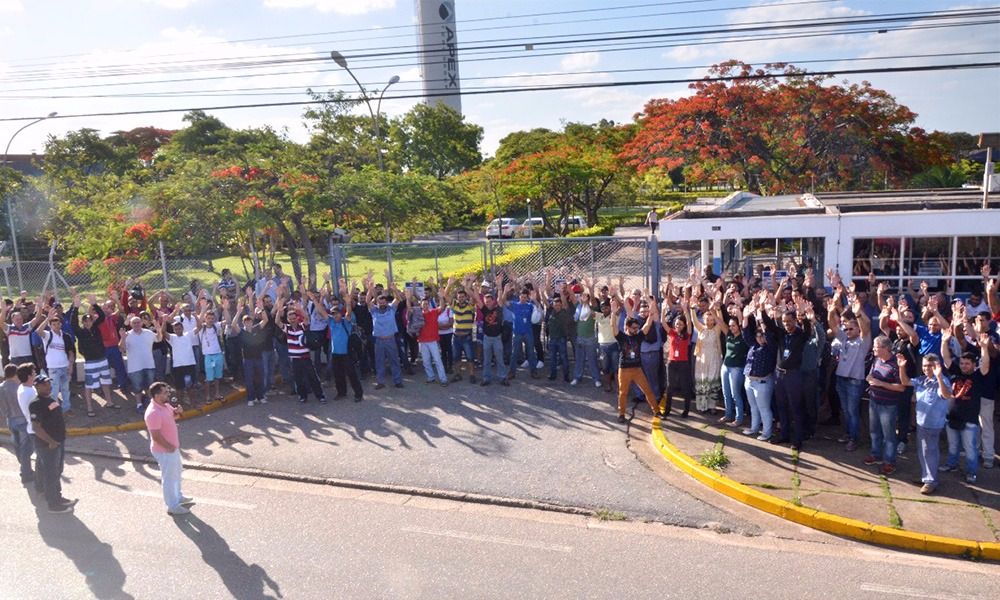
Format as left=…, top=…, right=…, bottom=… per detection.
left=406, top=306, right=425, bottom=337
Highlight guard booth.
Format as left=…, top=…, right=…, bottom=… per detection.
left=658, top=189, right=1000, bottom=293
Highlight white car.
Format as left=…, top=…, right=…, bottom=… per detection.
left=514, top=217, right=544, bottom=238
left=560, top=215, right=587, bottom=231
left=485, top=217, right=517, bottom=239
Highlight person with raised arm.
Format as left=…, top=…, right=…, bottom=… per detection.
left=611, top=296, right=666, bottom=424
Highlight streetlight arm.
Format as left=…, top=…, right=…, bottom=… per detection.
left=341, top=67, right=376, bottom=123
left=3, top=117, right=46, bottom=162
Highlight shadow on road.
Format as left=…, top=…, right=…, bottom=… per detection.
left=174, top=513, right=283, bottom=600
left=31, top=491, right=134, bottom=600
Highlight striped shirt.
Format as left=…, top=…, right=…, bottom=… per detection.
left=452, top=302, right=475, bottom=334
left=7, top=323, right=33, bottom=358
left=286, top=326, right=309, bottom=359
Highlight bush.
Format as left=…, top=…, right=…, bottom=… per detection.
left=566, top=223, right=615, bottom=238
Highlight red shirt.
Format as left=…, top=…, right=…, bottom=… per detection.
left=666, top=329, right=691, bottom=362
left=98, top=313, right=122, bottom=348
left=417, top=308, right=441, bottom=343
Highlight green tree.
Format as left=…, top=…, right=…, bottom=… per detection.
left=389, top=103, right=483, bottom=179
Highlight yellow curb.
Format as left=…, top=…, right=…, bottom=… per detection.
left=651, top=417, right=995, bottom=560
left=0, top=388, right=248, bottom=438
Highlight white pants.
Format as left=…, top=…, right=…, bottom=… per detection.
left=152, top=450, right=183, bottom=510
left=981, top=397, right=995, bottom=463
left=419, top=341, right=447, bottom=383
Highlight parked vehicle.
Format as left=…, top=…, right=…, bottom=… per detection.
left=514, top=217, right=544, bottom=238
left=485, top=217, right=518, bottom=239
left=560, top=215, right=588, bottom=231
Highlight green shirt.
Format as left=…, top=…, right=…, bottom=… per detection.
left=548, top=308, right=574, bottom=339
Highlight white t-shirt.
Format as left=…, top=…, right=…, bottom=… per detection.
left=124, top=329, right=157, bottom=373
left=7, top=323, right=33, bottom=358
left=40, top=329, right=71, bottom=369
left=199, top=323, right=222, bottom=355
left=169, top=331, right=197, bottom=367
left=437, top=306, right=454, bottom=335
left=180, top=314, right=200, bottom=346
left=17, top=384, right=36, bottom=434
left=966, top=298, right=991, bottom=318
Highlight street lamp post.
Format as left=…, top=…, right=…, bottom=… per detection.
left=2, top=111, right=57, bottom=290
left=526, top=198, right=532, bottom=240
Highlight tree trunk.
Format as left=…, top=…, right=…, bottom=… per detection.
left=291, top=214, right=318, bottom=287
left=274, top=220, right=303, bottom=285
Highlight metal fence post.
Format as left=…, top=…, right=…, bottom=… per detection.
left=328, top=235, right=338, bottom=290
left=434, top=245, right=440, bottom=283
left=589, top=240, right=595, bottom=282
left=489, top=241, right=496, bottom=283
left=158, top=241, right=169, bottom=290
left=649, top=236, right=660, bottom=294
left=386, top=244, right=394, bottom=285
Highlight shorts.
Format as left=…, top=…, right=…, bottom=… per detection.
left=84, top=359, right=112, bottom=390
left=173, top=365, right=196, bottom=390
left=204, top=353, right=224, bottom=382
left=127, top=368, right=155, bottom=395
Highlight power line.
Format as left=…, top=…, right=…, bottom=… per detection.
left=1, top=51, right=994, bottom=101
left=1, top=62, right=995, bottom=123
left=2, top=6, right=991, bottom=84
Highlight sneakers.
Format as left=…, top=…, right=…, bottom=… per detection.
left=570, top=379, right=579, bottom=386
left=939, top=464, right=957, bottom=472
left=966, top=474, right=977, bottom=484
left=845, top=440, right=857, bottom=452
left=863, top=455, right=882, bottom=465
left=48, top=504, right=73, bottom=514
left=247, top=400, right=255, bottom=407
left=983, top=460, right=995, bottom=469
left=594, top=380, right=602, bottom=388
left=168, top=505, right=191, bottom=516
left=919, top=483, right=937, bottom=495
left=756, top=434, right=771, bottom=442
left=180, top=496, right=195, bottom=506
left=836, top=436, right=850, bottom=444
left=880, top=463, right=896, bottom=476
left=374, top=383, right=385, bottom=390
left=426, top=379, right=436, bottom=384
left=259, top=398, right=268, bottom=405
left=535, top=360, right=544, bottom=370
left=500, top=380, right=510, bottom=387
left=394, top=383, right=404, bottom=389
left=896, top=441, right=906, bottom=455
left=520, top=361, right=529, bottom=369
left=618, top=414, right=627, bottom=424
left=742, top=428, right=757, bottom=436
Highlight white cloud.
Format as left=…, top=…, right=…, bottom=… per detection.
left=0, top=0, right=23, bottom=11
left=141, top=0, right=201, bottom=8
left=263, top=0, right=396, bottom=16
left=560, top=52, right=600, bottom=71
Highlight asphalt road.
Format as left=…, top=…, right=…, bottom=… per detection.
left=1, top=453, right=995, bottom=600
left=65, top=378, right=744, bottom=530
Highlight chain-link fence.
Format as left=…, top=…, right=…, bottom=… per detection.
left=334, top=241, right=488, bottom=285
left=488, top=237, right=651, bottom=292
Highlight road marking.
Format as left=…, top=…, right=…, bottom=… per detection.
left=401, top=526, right=573, bottom=553
left=127, top=490, right=256, bottom=511
left=860, top=583, right=982, bottom=600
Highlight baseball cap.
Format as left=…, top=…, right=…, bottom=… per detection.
left=34, top=374, right=51, bottom=384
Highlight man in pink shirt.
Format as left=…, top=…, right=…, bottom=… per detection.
left=144, top=381, right=193, bottom=516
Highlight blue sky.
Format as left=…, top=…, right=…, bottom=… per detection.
left=1, top=0, right=998, bottom=157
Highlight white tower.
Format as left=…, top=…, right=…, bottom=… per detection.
left=415, top=0, right=462, bottom=114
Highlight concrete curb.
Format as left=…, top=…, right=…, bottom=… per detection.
left=67, top=447, right=602, bottom=519
left=1, top=387, right=246, bottom=438
left=651, top=418, right=1000, bottom=561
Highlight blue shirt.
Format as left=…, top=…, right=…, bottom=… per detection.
left=328, top=317, right=353, bottom=355
left=508, top=302, right=534, bottom=335
left=371, top=304, right=398, bottom=338
left=915, top=324, right=942, bottom=357
left=913, top=374, right=950, bottom=429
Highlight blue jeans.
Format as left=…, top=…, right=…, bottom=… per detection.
left=47, top=366, right=72, bottom=412
left=744, top=375, right=774, bottom=437
left=104, top=346, right=128, bottom=390
left=275, top=341, right=292, bottom=388
left=374, top=336, right=402, bottom=385
left=510, top=330, right=537, bottom=376
left=547, top=336, right=569, bottom=381
left=573, top=336, right=600, bottom=381
left=836, top=376, right=864, bottom=442
left=869, top=402, right=899, bottom=465
left=481, top=335, right=508, bottom=383
left=243, top=357, right=265, bottom=402
left=6, top=416, right=33, bottom=479
left=917, top=426, right=943, bottom=485
left=152, top=449, right=184, bottom=510
left=452, top=334, right=474, bottom=363
left=262, top=349, right=276, bottom=392
left=600, top=343, right=619, bottom=378
left=720, top=365, right=745, bottom=422
left=946, top=422, right=980, bottom=476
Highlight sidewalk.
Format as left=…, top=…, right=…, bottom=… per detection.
left=654, top=409, right=999, bottom=553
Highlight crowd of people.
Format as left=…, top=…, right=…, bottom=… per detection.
left=1, top=259, right=998, bottom=513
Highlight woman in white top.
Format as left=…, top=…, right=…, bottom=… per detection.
left=154, top=315, right=199, bottom=405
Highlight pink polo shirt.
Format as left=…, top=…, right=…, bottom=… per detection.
left=144, top=401, right=180, bottom=454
